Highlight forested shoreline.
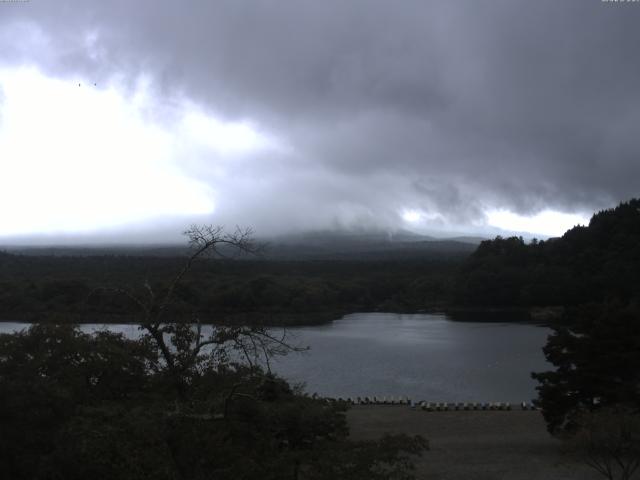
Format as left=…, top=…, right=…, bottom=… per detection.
left=0, top=253, right=463, bottom=326
left=2, top=199, right=638, bottom=326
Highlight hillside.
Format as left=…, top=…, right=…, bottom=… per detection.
left=454, top=199, right=640, bottom=307
left=2, top=229, right=478, bottom=261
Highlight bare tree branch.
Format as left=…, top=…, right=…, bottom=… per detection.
left=89, top=225, right=304, bottom=394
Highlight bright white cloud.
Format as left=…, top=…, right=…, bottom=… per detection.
left=401, top=209, right=422, bottom=223
left=486, top=208, right=588, bottom=237
left=0, top=66, right=278, bottom=237
left=401, top=208, right=443, bottom=225
left=182, top=109, right=281, bottom=156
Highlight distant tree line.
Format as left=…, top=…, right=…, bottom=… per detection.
left=0, top=254, right=461, bottom=325
left=454, top=199, right=640, bottom=308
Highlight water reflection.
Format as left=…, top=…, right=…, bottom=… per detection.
left=272, top=313, right=550, bottom=402
left=0, top=313, right=550, bottom=402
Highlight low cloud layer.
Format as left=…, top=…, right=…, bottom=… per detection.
left=1, top=0, right=638, bottom=240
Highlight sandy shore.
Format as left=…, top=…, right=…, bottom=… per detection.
left=347, top=406, right=600, bottom=480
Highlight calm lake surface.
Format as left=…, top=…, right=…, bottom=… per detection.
left=0, top=312, right=551, bottom=402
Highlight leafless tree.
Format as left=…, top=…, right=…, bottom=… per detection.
left=92, top=225, right=305, bottom=387
left=572, top=406, right=640, bottom=480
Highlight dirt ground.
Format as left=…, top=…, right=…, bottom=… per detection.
left=347, top=405, right=601, bottom=480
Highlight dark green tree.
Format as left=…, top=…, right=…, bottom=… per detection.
left=454, top=198, right=640, bottom=309
left=0, top=323, right=427, bottom=479
left=0, top=324, right=154, bottom=479
left=532, top=302, right=640, bottom=434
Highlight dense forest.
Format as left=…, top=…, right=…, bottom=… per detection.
left=0, top=243, right=468, bottom=325
left=2, top=199, right=639, bottom=325
left=454, top=199, right=640, bottom=309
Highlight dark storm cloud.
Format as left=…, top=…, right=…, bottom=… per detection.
left=2, top=0, right=639, bottom=234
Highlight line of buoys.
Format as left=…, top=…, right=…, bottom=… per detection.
left=413, top=401, right=534, bottom=411
left=435, top=401, right=538, bottom=411
left=330, top=396, right=412, bottom=405
left=321, top=397, right=538, bottom=410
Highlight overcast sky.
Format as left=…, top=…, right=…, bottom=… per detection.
left=1, top=0, right=638, bottom=243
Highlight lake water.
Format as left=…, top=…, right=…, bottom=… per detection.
left=0, top=312, right=551, bottom=403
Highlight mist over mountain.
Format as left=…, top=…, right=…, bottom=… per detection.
left=262, top=229, right=478, bottom=260
left=2, top=1, right=636, bottom=239
left=2, top=227, right=481, bottom=261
